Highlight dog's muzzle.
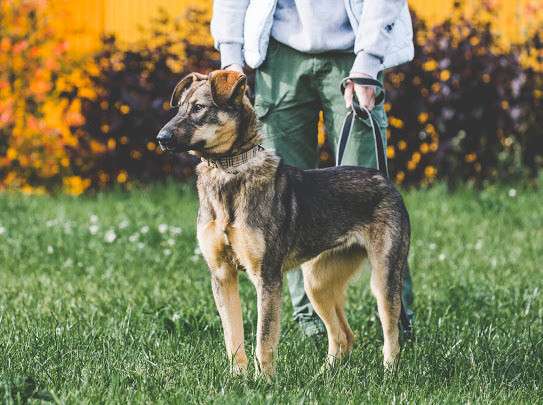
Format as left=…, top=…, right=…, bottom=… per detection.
left=156, top=128, right=177, bottom=152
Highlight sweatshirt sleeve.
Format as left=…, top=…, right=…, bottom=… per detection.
left=351, top=0, right=407, bottom=77
left=210, top=0, right=250, bottom=68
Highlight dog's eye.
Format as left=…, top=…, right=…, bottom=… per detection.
left=191, top=103, right=205, bottom=114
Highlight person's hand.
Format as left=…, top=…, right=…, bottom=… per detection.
left=224, top=63, right=244, bottom=73
left=344, top=72, right=376, bottom=111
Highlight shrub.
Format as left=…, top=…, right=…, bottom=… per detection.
left=70, top=7, right=218, bottom=189
left=0, top=5, right=218, bottom=193
left=0, top=1, right=92, bottom=195
left=384, top=3, right=542, bottom=187
left=1, top=1, right=541, bottom=193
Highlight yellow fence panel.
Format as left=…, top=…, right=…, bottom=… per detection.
left=51, top=0, right=542, bottom=54
left=103, top=0, right=189, bottom=44
left=49, top=0, right=106, bottom=53
left=410, top=0, right=542, bottom=46
left=51, top=0, right=197, bottom=53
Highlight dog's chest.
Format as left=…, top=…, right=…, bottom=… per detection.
left=197, top=194, right=265, bottom=275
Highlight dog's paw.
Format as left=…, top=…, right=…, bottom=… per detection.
left=231, top=362, right=248, bottom=376
left=228, top=352, right=249, bottom=376
left=326, top=353, right=340, bottom=368
left=383, top=350, right=400, bottom=372
left=318, top=360, right=333, bottom=376
left=254, top=358, right=275, bottom=382
left=230, top=354, right=249, bottom=376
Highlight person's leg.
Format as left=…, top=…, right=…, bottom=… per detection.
left=255, top=40, right=324, bottom=336
left=316, top=52, right=415, bottom=326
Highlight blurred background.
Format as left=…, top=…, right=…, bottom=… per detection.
left=1, top=0, right=542, bottom=195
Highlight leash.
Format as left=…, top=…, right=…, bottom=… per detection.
left=338, top=76, right=388, bottom=176
left=338, top=76, right=413, bottom=339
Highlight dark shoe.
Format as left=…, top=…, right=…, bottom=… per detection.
left=298, top=318, right=326, bottom=338
left=400, top=309, right=415, bottom=343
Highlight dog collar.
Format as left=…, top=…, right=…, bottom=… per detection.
left=202, top=145, right=265, bottom=173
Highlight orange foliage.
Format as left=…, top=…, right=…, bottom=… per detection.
left=0, top=0, right=94, bottom=193
left=1, top=0, right=541, bottom=193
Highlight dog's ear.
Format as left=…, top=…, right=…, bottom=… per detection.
left=170, top=72, right=207, bottom=108
left=208, top=70, right=247, bottom=107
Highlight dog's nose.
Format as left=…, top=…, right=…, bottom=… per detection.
left=157, top=128, right=175, bottom=150
left=157, top=128, right=172, bottom=143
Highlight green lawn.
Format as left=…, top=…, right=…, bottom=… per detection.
left=1, top=182, right=542, bottom=403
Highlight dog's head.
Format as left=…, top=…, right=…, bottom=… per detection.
left=156, top=70, right=252, bottom=157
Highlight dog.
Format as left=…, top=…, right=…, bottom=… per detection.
left=157, top=70, right=411, bottom=378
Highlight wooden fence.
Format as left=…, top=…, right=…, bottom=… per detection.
left=49, top=0, right=542, bottom=53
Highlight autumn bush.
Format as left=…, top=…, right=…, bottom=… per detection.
left=72, top=8, right=218, bottom=189
left=0, top=1, right=541, bottom=193
left=0, top=1, right=92, bottom=195
left=384, top=3, right=543, bottom=187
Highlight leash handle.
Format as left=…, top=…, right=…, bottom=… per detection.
left=340, top=77, right=386, bottom=106
left=337, top=77, right=388, bottom=177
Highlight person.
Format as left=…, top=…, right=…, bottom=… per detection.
left=211, top=0, right=415, bottom=337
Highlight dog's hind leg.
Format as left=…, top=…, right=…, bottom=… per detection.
left=367, top=225, right=406, bottom=369
left=302, top=245, right=364, bottom=365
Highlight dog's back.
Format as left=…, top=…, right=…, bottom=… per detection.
left=277, top=163, right=410, bottom=266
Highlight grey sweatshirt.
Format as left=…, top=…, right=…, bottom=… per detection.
left=220, top=0, right=382, bottom=77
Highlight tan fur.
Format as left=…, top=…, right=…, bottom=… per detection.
left=302, top=244, right=365, bottom=364
left=226, top=226, right=265, bottom=277
left=191, top=118, right=238, bottom=155
left=198, top=204, right=278, bottom=377
left=209, top=70, right=247, bottom=106
left=227, top=223, right=279, bottom=377
left=195, top=126, right=402, bottom=376
left=367, top=228, right=401, bottom=368
left=161, top=71, right=407, bottom=379
left=196, top=152, right=279, bottom=377
left=197, top=221, right=249, bottom=374
left=254, top=280, right=282, bottom=378
left=210, top=263, right=248, bottom=374
left=197, top=220, right=229, bottom=269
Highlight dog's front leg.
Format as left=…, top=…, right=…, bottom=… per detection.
left=253, top=274, right=282, bottom=379
left=210, top=265, right=248, bottom=375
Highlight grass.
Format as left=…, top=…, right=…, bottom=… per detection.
left=1, top=182, right=542, bottom=403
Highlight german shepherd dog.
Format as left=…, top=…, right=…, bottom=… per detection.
left=157, top=70, right=411, bottom=378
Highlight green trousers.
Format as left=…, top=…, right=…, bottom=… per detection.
left=254, top=39, right=414, bottom=325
